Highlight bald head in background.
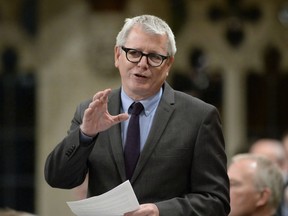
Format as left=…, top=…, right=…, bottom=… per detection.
left=248, top=140, right=288, bottom=216
left=249, top=139, right=286, bottom=171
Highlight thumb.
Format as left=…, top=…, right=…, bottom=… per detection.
left=113, top=113, right=129, bottom=124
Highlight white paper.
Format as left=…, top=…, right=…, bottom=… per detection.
left=67, top=180, right=140, bottom=216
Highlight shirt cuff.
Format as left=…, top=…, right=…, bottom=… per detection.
left=79, top=130, right=96, bottom=145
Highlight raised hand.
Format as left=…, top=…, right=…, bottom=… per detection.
left=80, top=88, right=129, bottom=137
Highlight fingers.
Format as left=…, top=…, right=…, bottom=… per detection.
left=125, top=204, right=158, bottom=216
left=93, top=88, right=111, bottom=102
left=88, top=88, right=111, bottom=110
left=83, top=89, right=129, bottom=133
left=114, top=113, right=129, bottom=123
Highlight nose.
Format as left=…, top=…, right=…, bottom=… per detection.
left=137, top=55, right=149, bottom=67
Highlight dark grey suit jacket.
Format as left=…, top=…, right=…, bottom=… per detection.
left=45, top=82, right=230, bottom=216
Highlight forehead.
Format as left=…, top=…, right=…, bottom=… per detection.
left=250, top=142, right=284, bottom=165
left=228, top=159, right=257, bottom=180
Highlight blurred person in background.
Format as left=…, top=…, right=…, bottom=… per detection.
left=228, top=153, right=283, bottom=216
left=249, top=138, right=286, bottom=175
left=249, top=138, right=288, bottom=216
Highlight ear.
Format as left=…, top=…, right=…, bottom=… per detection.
left=114, top=46, right=121, bottom=68
left=165, top=56, right=175, bottom=76
left=255, top=188, right=271, bottom=207
left=167, top=56, right=174, bottom=67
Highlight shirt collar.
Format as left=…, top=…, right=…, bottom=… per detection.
left=121, top=87, right=162, bottom=116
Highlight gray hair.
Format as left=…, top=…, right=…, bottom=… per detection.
left=231, top=153, right=284, bottom=214
left=116, top=15, right=177, bottom=56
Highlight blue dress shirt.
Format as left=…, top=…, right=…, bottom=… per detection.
left=121, top=87, right=162, bottom=151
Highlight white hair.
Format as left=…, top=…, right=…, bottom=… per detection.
left=116, top=15, right=177, bottom=56
left=231, top=153, right=284, bottom=214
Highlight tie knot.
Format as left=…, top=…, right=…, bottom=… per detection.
left=129, top=102, right=144, bottom=115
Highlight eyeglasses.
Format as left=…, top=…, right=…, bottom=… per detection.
left=121, top=46, right=169, bottom=67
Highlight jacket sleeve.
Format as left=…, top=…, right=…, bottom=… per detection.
left=44, top=100, right=94, bottom=189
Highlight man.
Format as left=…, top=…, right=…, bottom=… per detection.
left=45, top=15, right=230, bottom=216
left=249, top=138, right=286, bottom=171
left=228, top=153, right=283, bottom=216
left=249, top=138, right=288, bottom=216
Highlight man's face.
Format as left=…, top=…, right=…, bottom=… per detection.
left=114, top=25, right=174, bottom=101
left=228, top=159, right=261, bottom=216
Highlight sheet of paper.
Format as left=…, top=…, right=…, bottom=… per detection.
left=66, top=180, right=139, bottom=216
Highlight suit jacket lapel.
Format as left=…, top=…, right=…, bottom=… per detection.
left=132, top=82, right=175, bottom=182
left=107, top=88, right=127, bottom=182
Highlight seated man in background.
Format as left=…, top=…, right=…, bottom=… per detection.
left=249, top=138, right=286, bottom=171
left=228, top=153, right=283, bottom=216
left=249, top=138, right=288, bottom=216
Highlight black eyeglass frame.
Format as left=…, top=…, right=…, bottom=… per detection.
left=121, top=46, right=169, bottom=67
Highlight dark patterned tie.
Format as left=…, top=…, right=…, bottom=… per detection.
left=124, top=102, right=144, bottom=180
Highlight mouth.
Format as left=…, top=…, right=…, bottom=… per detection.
left=134, top=73, right=147, bottom=79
